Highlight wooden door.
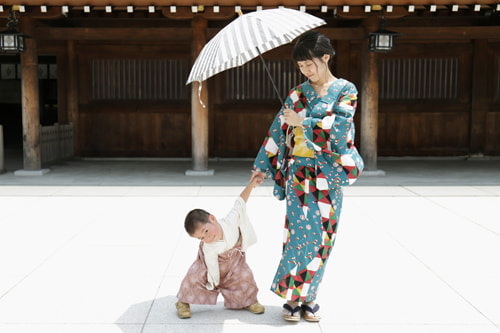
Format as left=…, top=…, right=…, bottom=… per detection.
left=77, top=42, right=192, bottom=157
left=376, top=42, right=473, bottom=156
left=483, top=42, right=500, bottom=155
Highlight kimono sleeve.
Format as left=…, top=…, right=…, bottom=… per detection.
left=228, top=197, right=257, bottom=251
left=203, top=244, right=221, bottom=290
left=252, top=102, right=288, bottom=179
left=302, top=82, right=358, bottom=153
left=252, top=95, right=294, bottom=200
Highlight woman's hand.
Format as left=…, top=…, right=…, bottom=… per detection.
left=283, top=108, right=304, bottom=127
left=251, top=171, right=266, bottom=183
left=250, top=173, right=264, bottom=187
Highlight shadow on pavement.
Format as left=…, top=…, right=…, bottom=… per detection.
left=115, top=295, right=296, bottom=333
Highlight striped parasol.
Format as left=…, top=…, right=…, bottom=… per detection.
left=186, top=8, right=326, bottom=106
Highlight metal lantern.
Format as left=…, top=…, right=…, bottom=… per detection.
left=368, top=12, right=400, bottom=52
left=0, top=9, right=26, bottom=53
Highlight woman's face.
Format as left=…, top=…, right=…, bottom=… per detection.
left=297, top=54, right=330, bottom=83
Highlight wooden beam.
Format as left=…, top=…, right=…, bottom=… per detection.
left=319, top=27, right=365, bottom=41
left=162, top=5, right=235, bottom=19
left=33, top=26, right=364, bottom=42
left=0, top=6, right=61, bottom=18
left=32, top=26, right=500, bottom=44
left=33, top=27, right=192, bottom=40
left=395, top=26, right=500, bottom=40
left=336, top=6, right=408, bottom=19
left=0, top=1, right=498, bottom=7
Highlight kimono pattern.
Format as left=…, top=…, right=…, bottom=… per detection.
left=253, top=78, right=364, bottom=302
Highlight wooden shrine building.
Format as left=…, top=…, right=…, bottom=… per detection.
left=0, top=0, right=499, bottom=174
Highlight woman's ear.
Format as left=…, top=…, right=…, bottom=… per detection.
left=322, top=54, right=330, bottom=64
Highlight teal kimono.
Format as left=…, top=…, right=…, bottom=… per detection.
left=253, top=78, right=364, bottom=302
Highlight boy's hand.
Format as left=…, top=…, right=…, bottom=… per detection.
left=251, top=171, right=265, bottom=181
left=241, top=172, right=265, bottom=202
left=251, top=176, right=263, bottom=188
left=250, top=172, right=265, bottom=187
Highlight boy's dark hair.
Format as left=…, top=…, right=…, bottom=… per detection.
left=184, top=208, right=210, bottom=236
left=292, top=30, right=336, bottom=66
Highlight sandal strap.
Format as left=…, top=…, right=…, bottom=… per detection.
left=301, top=303, right=320, bottom=314
left=283, top=303, right=302, bottom=315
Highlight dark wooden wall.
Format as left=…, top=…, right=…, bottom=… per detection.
left=377, top=41, right=473, bottom=156
left=76, top=42, right=192, bottom=157
left=8, top=18, right=496, bottom=158
left=482, top=42, right=500, bottom=155
left=208, top=38, right=500, bottom=158
left=210, top=46, right=291, bottom=157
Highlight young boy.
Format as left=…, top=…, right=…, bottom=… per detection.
left=175, top=175, right=265, bottom=319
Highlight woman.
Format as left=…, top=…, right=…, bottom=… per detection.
left=251, top=30, right=364, bottom=322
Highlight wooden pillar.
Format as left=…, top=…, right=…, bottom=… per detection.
left=187, top=16, right=213, bottom=175
left=469, top=39, right=488, bottom=158
left=67, top=40, right=80, bottom=155
left=360, top=17, right=383, bottom=173
left=16, top=16, right=49, bottom=175
left=0, top=125, right=4, bottom=173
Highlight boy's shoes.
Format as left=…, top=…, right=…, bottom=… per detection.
left=176, top=300, right=264, bottom=317
left=175, top=301, right=191, bottom=319
left=245, top=301, right=265, bottom=314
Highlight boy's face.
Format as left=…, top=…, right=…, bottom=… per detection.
left=192, top=215, right=222, bottom=244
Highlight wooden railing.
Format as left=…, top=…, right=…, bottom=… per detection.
left=90, top=58, right=190, bottom=101
left=380, top=57, right=460, bottom=100
left=40, top=123, right=74, bottom=166
left=224, top=58, right=302, bottom=101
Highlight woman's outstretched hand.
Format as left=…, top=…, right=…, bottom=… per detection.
left=283, top=108, right=304, bottom=127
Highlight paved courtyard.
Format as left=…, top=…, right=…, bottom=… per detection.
left=0, top=156, right=499, bottom=332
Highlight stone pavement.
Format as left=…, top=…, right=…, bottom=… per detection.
left=0, top=155, right=499, bottom=333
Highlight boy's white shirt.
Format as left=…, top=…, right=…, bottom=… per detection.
left=202, top=197, right=257, bottom=290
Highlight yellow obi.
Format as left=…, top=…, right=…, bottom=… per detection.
left=292, top=126, right=315, bottom=158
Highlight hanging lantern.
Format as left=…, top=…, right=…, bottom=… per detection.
left=0, top=9, right=26, bottom=53
left=368, top=11, right=400, bottom=52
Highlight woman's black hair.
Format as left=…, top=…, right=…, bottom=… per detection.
left=292, top=30, right=336, bottom=65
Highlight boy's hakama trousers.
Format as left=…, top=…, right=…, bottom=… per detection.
left=177, top=243, right=259, bottom=309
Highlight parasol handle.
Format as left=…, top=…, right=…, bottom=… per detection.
left=257, top=47, right=285, bottom=107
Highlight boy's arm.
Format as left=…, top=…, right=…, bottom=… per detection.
left=240, top=174, right=263, bottom=203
